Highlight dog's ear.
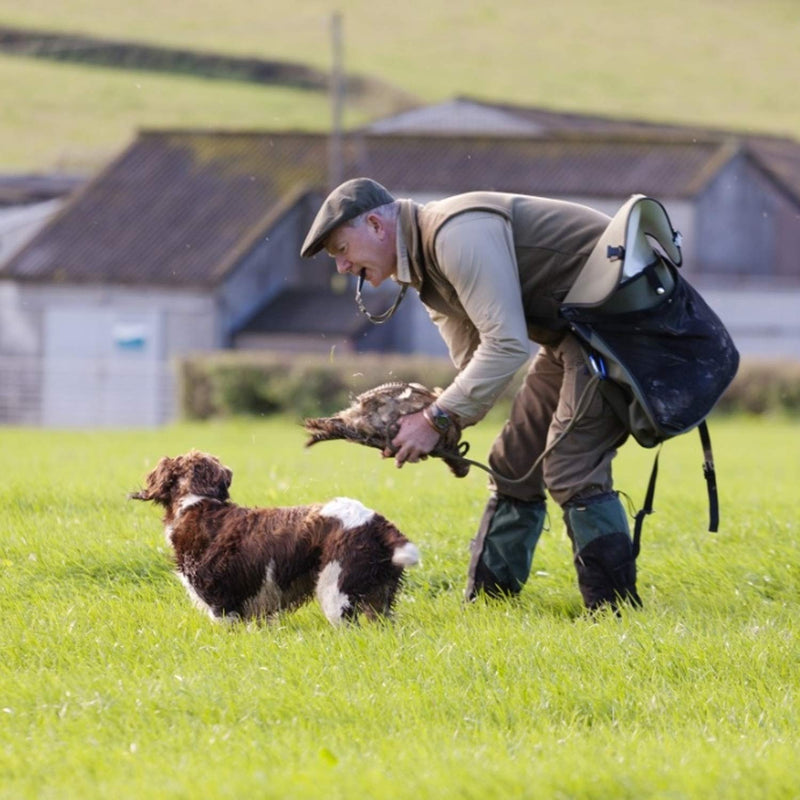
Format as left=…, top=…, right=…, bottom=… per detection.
left=191, top=454, right=233, bottom=501
left=214, top=465, right=233, bottom=502
left=129, top=456, right=179, bottom=505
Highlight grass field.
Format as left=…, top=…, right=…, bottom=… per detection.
left=2, top=0, right=799, bottom=171
left=2, top=413, right=799, bottom=798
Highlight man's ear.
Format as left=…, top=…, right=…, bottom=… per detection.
left=366, top=212, right=384, bottom=238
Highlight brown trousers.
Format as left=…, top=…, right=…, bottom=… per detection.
left=487, top=334, right=628, bottom=507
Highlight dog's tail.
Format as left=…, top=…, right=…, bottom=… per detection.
left=392, top=542, right=421, bottom=568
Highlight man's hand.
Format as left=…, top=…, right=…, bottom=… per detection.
left=386, top=410, right=441, bottom=467
left=304, top=380, right=468, bottom=477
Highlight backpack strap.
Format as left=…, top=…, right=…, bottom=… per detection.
left=632, top=446, right=661, bottom=559
left=632, top=421, right=720, bottom=559
left=699, top=420, right=720, bottom=532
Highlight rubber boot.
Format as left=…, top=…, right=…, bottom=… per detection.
left=563, top=492, right=642, bottom=612
left=465, top=494, right=546, bottom=601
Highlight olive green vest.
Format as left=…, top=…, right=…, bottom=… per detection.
left=399, top=192, right=609, bottom=345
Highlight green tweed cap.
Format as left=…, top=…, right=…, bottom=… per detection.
left=300, top=178, right=395, bottom=258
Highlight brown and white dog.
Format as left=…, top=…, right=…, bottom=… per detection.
left=130, top=450, right=419, bottom=625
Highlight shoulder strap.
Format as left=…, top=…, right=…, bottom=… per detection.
left=699, top=421, right=720, bottom=532
left=632, top=446, right=661, bottom=559
left=632, top=421, right=720, bottom=560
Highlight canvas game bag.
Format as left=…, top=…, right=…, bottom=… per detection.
left=560, top=195, right=740, bottom=553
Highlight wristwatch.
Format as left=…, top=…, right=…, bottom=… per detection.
left=423, top=403, right=452, bottom=435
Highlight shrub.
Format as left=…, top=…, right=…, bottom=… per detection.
left=178, top=351, right=463, bottom=420
left=716, top=359, right=800, bottom=415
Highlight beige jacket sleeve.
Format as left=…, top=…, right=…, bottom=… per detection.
left=430, top=211, right=532, bottom=424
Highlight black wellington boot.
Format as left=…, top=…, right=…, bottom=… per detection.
left=564, top=492, right=642, bottom=612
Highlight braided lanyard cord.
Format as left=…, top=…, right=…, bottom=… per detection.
left=355, top=271, right=408, bottom=324
left=434, top=373, right=603, bottom=488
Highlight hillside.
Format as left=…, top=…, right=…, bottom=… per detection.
left=1, top=0, right=799, bottom=172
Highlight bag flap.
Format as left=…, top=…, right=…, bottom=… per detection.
left=563, top=194, right=683, bottom=308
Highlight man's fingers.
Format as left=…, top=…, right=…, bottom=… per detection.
left=393, top=442, right=419, bottom=467
left=390, top=411, right=438, bottom=467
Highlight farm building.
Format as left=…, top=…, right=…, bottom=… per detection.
left=1, top=98, right=799, bottom=426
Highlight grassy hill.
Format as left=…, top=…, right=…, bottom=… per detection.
left=2, top=0, right=799, bottom=172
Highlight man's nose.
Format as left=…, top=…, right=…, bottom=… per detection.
left=335, top=257, right=351, bottom=274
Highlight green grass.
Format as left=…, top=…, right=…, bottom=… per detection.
left=2, top=0, right=800, bottom=171
left=1, top=413, right=799, bottom=798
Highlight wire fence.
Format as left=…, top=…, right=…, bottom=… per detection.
left=0, top=355, right=177, bottom=427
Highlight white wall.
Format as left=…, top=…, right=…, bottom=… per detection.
left=695, top=285, right=800, bottom=361
left=0, top=282, right=219, bottom=426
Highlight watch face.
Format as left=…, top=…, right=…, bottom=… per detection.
left=432, top=410, right=450, bottom=432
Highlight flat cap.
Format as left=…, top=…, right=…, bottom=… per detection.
left=301, top=178, right=395, bottom=258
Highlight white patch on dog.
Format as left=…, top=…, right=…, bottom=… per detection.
left=242, top=560, right=282, bottom=618
left=165, top=495, right=210, bottom=542
left=176, top=573, right=216, bottom=620
left=319, top=497, right=375, bottom=530
left=392, top=542, right=421, bottom=567
left=315, top=561, right=351, bottom=624
left=177, top=494, right=208, bottom=516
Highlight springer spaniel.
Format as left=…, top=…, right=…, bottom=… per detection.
left=130, top=450, right=419, bottom=625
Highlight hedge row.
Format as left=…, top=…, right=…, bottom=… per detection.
left=178, top=352, right=800, bottom=420
left=178, top=352, right=462, bottom=421
left=714, top=359, right=800, bottom=415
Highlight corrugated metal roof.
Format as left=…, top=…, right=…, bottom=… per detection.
left=365, top=99, right=546, bottom=136
left=372, top=96, right=776, bottom=140
left=366, top=97, right=800, bottom=203
left=1, top=127, right=789, bottom=287
left=347, top=134, right=725, bottom=198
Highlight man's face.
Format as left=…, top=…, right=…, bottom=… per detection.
left=325, top=213, right=395, bottom=287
